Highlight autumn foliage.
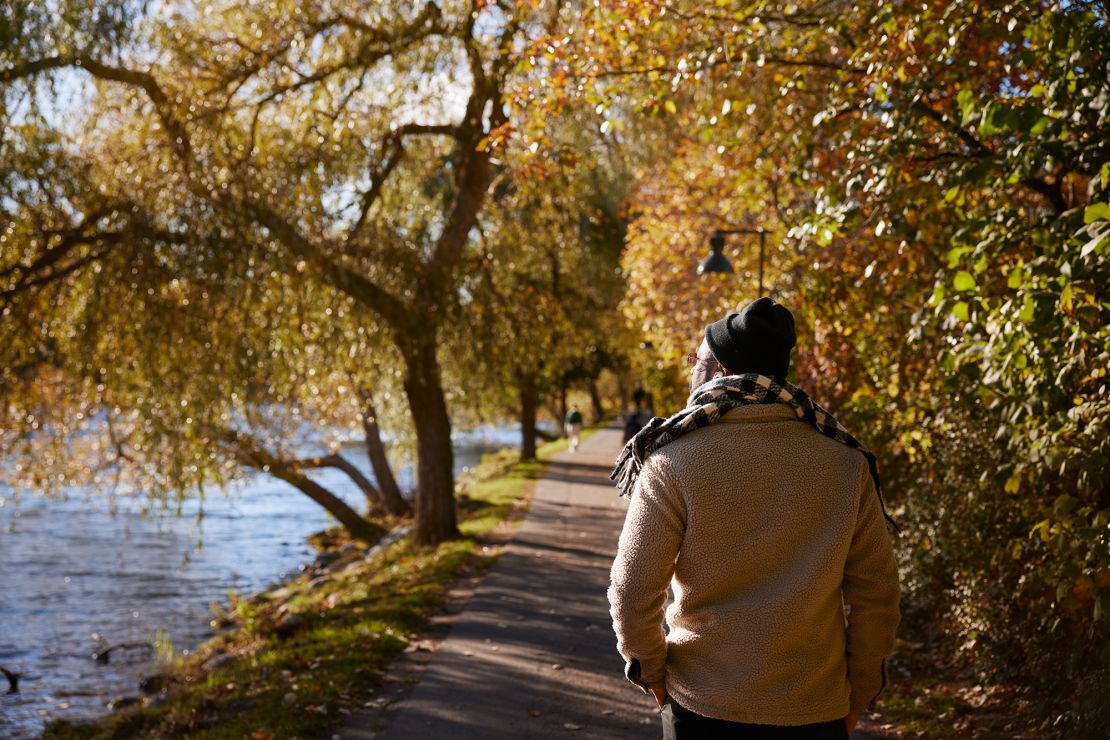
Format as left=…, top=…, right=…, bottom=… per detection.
left=525, top=0, right=1109, bottom=732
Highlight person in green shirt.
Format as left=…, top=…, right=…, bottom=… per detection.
left=564, top=405, right=584, bottom=453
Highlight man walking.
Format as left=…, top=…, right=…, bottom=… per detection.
left=565, top=404, right=584, bottom=453
left=608, top=298, right=900, bottom=739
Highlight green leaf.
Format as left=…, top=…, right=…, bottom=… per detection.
left=1081, top=231, right=1106, bottom=257
left=1029, top=518, right=1050, bottom=541
left=1053, top=495, right=1077, bottom=518
left=979, top=104, right=1002, bottom=136
left=815, top=225, right=834, bottom=246
left=1083, top=202, right=1110, bottom=224
left=957, top=89, right=975, bottom=125
left=1060, top=283, right=1074, bottom=311
left=663, top=100, right=677, bottom=114
left=952, top=301, right=970, bottom=321
left=1007, top=266, right=1024, bottom=289
left=953, top=270, right=976, bottom=291
left=1018, top=297, right=1035, bottom=322
left=946, top=245, right=969, bottom=268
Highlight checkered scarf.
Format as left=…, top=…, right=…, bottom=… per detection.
left=610, top=374, right=898, bottom=532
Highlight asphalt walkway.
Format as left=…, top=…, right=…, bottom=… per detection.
left=340, top=426, right=657, bottom=739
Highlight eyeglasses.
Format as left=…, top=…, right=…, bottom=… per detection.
left=686, top=353, right=720, bottom=369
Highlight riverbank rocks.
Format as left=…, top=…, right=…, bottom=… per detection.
left=201, top=651, right=238, bottom=673
left=143, top=691, right=172, bottom=710
left=108, top=696, right=141, bottom=711
left=138, top=674, right=166, bottom=695
left=267, top=585, right=293, bottom=602
left=273, top=613, right=310, bottom=639
left=313, top=551, right=341, bottom=569
left=306, top=573, right=335, bottom=590
left=361, top=526, right=412, bottom=562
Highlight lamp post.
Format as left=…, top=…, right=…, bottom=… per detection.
left=698, top=228, right=767, bottom=296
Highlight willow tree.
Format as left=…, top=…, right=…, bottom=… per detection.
left=0, top=126, right=409, bottom=543
left=0, top=1, right=555, bottom=545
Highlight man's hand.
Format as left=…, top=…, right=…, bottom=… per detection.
left=650, top=686, right=667, bottom=708
left=845, top=709, right=861, bottom=734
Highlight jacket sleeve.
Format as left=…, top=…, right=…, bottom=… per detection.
left=607, top=456, right=686, bottom=692
left=842, top=461, right=901, bottom=712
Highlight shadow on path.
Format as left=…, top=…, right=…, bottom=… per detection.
left=337, top=427, right=657, bottom=740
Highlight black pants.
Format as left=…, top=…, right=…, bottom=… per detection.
left=661, top=698, right=849, bottom=740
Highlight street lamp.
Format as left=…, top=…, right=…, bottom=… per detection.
left=698, top=228, right=767, bottom=296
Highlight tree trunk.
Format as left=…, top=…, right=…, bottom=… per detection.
left=589, top=379, right=604, bottom=421
left=302, top=452, right=387, bottom=517
left=229, top=434, right=386, bottom=545
left=558, top=381, right=568, bottom=436
left=518, top=367, right=538, bottom=461
left=359, top=393, right=410, bottom=517
left=268, top=463, right=386, bottom=545
left=401, top=335, right=458, bottom=546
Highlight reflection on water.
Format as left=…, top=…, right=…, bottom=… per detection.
left=0, top=425, right=524, bottom=738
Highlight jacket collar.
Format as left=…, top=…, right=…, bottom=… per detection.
left=717, top=404, right=799, bottom=423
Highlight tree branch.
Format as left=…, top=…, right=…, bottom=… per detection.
left=0, top=214, right=191, bottom=305
left=297, top=451, right=387, bottom=515
left=219, top=428, right=386, bottom=542
left=913, top=100, right=992, bottom=157
left=913, top=100, right=1068, bottom=213
left=593, top=53, right=864, bottom=79
left=240, top=197, right=410, bottom=330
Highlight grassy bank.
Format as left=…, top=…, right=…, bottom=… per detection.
left=45, top=434, right=588, bottom=739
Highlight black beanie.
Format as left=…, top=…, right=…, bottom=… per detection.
left=704, top=297, right=797, bottom=380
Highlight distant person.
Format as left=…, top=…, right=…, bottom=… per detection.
left=622, top=390, right=653, bottom=444
left=608, top=298, right=900, bottom=739
left=565, top=404, right=584, bottom=453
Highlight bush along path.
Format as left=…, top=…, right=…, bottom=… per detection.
left=41, top=438, right=571, bottom=740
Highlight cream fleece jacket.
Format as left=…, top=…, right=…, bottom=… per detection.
left=608, top=404, right=900, bottom=725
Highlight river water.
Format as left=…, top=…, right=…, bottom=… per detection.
left=0, top=425, right=525, bottom=738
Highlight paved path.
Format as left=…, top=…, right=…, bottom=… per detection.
left=339, top=426, right=657, bottom=739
